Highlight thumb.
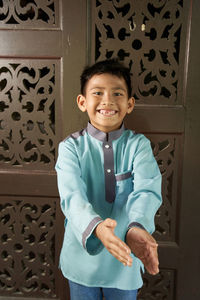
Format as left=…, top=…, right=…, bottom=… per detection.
left=104, top=218, right=117, bottom=229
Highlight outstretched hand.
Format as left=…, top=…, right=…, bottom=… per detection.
left=94, top=218, right=133, bottom=267
left=126, top=227, right=159, bottom=275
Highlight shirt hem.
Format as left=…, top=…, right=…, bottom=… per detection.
left=60, top=266, right=144, bottom=291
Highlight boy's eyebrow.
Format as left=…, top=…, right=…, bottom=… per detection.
left=90, top=86, right=127, bottom=92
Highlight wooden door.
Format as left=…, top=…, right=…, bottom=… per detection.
left=0, top=1, right=66, bottom=299
left=0, top=1, right=199, bottom=300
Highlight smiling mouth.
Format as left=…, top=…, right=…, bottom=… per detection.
left=97, top=109, right=117, bottom=116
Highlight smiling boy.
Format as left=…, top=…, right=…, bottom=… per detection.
left=55, top=59, right=162, bottom=300
left=77, top=72, right=134, bottom=133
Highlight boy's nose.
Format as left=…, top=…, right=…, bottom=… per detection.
left=101, top=94, right=114, bottom=105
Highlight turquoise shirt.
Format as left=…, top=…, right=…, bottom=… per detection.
left=55, top=122, right=162, bottom=290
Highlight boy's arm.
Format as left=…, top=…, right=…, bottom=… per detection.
left=125, top=136, right=162, bottom=274
left=55, top=140, right=104, bottom=255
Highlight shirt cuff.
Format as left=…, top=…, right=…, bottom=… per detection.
left=127, top=222, right=146, bottom=231
left=82, top=217, right=104, bottom=255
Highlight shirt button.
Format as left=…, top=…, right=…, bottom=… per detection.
left=105, top=144, right=110, bottom=149
left=107, top=169, right=111, bottom=173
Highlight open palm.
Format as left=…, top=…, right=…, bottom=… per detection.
left=126, top=227, right=159, bottom=275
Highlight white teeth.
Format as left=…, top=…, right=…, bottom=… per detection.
left=99, top=109, right=116, bottom=116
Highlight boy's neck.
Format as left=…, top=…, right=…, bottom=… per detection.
left=87, top=122, right=125, bottom=142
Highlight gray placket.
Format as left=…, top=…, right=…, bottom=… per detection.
left=87, top=122, right=125, bottom=203
left=103, top=141, right=116, bottom=203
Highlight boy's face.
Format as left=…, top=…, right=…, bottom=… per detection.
left=77, top=73, right=135, bottom=133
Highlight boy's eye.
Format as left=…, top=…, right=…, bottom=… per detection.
left=114, top=92, right=122, bottom=96
left=93, top=91, right=102, bottom=95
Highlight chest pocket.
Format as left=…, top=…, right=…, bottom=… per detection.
left=115, top=171, right=133, bottom=203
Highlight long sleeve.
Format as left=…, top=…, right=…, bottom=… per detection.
left=55, top=140, right=103, bottom=255
left=126, top=136, right=162, bottom=234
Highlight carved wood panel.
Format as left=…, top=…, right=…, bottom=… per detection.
left=0, top=0, right=59, bottom=28
left=0, top=0, right=63, bottom=299
left=148, top=134, right=182, bottom=243
left=138, top=269, right=175, bottom=300
left=0, top=60, right=60, bottom=170
left=91, top=0, right=184, bottom=105
left=0, top=196, right=58, bottom=298
left=138, top=133, right=181, bottom=299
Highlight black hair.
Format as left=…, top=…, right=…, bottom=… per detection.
left=80, top=59, right=132, bottom=98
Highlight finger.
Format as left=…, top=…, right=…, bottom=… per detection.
left=143, top=247, right=159, bottom=274
left=110, top=234, right=131, bottom=255
left=136, top=244, right=157, bottom=266
left=147, top=239, right=159, bottom=250
left=113, top=250, right=132, bottom=266
left=104, top=218, right=117, bottom=229
left=107, top=237, right=133, bottom=265
left=112, top=240, right=132, bottom=257
left=147, top=240, right=158, bottom=248
left=110, top=246, right=133, bottom=266
left=150, top=249, right=159, bottom=273
left=140, top=235, right=158, bottom=248
left=145, top=260, right=159, bottom=275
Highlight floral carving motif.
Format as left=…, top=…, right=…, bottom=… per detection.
left=0, top=197, right=56, bottom=297
left=0, top=61, right=58, bottom=169
left=138, top=269, right=175, bottom=300
left=93, top=0, right=183, bottom=104
left=0, top=0, right=57, bottom=27
left=147, top=134, right=181, bottom=242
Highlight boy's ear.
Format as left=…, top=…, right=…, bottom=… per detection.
left=127, top=97, right=135, bottom=114
left=77, top=94, right=87, bottom=112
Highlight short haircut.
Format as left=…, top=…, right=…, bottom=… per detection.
left=80, top=59, right=132, bottom=98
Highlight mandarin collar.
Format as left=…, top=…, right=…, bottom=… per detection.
left=87, top=122, right=125, bottom=142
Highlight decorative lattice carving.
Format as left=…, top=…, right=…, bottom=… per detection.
left=138, top=269, right=175, bottom=300
left=93, top=0, right=183, bottom=104
left=0, top=196, right=56, bottom=297
left=0, top=0, right=58, bottom=27
left=0, top=61, right=59, bottom=169
left=146, top=134, right=181, bottom=242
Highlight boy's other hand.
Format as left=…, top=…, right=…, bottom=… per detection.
left=126, top=227, right=159, bottom=275
left=94, top=218, right=133, bottom=267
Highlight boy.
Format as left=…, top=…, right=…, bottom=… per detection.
left=55, top=59, right=162, bottom=300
